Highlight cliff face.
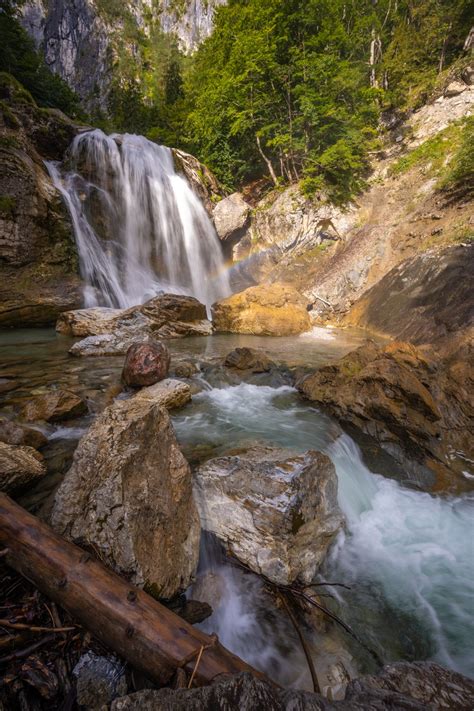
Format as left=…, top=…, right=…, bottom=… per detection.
left=20, top=0, right=226, bottom=112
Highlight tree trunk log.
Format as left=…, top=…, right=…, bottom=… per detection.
left=0, top=494, right=268, bottom=687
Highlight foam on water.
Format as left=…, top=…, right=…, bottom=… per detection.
left=175, top=383, right=474, bottom=678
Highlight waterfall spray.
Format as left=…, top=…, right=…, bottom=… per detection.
left=48, top=130, right=230, bottom=309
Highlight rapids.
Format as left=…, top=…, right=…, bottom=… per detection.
left=47, top=130, right=230, bottom=309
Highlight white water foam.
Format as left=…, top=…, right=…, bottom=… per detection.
left=174, top=383, right=474, bottom=678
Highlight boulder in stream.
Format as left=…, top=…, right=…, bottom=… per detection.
left=193, top=445, right=343, bottom=585
left=224, top=347, right=275, bottom=372
left=21, top=389, right=87, bottom=423
left=133, top=378, right=192, bottom=410
left=0, top=441, right=47, bottom=494
left=51, top=389, right=200, bottom=598
left=122, top=341, right=171, bottom=387
left=0, top=417, right=47, bottom=449
left=212, top=283, right=311, bottom=336
left=61, top=294, right=213, bottom=356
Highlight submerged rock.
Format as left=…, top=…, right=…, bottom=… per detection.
left=51, top=391, right=200, bottom=598
left=298, top=340, right=473, bottom=489
left=21, top=389, right=87, bottom=423
left=122, top=341, right=170, bottom=387
left=193, top=445, right=343, bottom=585
left=0, top=417, right=47, bottom=449
left=224, top=347, right=274, bottom=372
left=73, top=652, right=127, bottom=711
left=0, top=441, right=46, bottom=494
left=212, top=283, right=311, bottom=336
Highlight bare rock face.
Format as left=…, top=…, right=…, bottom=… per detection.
left=0, top=417, right=47, bottom=449
left=21, top=389, right=87, bottom=423
left=212, top=283, right=311, bottom=336
left=51, top=395, right=200, bottom=598
left=212, top=193, right=251, bottom=258
left=193, top=445, right=343, bottom=585
left=60, top=294, right=213, bottom=356
left=298, top=340, right=473, bottom=490
left=0, top=75, right=81, bottom=328
left=172, top=149, right=223, bottom=215
left=122, top=341, right=170, bottom=388
left=0, top=441, right=46, bottom=494
left=224, top=347, right=274, bottom=373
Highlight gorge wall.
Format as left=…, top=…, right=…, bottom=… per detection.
left=20, top=0, right=226, bottom=111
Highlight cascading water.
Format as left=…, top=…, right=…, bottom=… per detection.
left=173, top=382, right=474, bottom=684
left=47, top=129, right=230, bottom=309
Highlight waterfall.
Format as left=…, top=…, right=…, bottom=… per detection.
left=47, top=129, right=230, bottom=309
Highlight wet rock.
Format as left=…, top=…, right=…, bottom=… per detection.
left=122, top=341, right=170, bottom=388
left=347, top=661, right=474, bottom=710
left=172, top=360, right=199, bottom=378
left=193, top=445, right=343, bottom=585
left=212, top=283, right=311, bottom=336
left=21, top=389, right=87, bottom=423
left=224, top=347, right=275, bottom=372
left=213, top=192, right=251, bottom=258
left=0, top=417, right=47, bottom=449
left=73, top=652, right=127, bottom=710
left=0, top=441, right=46, bottom=493
left=56, top=307, right=121, bottom=336
left=133, top=378, right=192, bottom=410
left=298, top=340, right=473, bottom=489
left=62, top=294, right=213, bottom=356
left=51, top=391, right=200, bottom=598
left=172, top=149, right=223, bottom=215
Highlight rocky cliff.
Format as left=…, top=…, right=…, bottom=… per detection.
left=20, top=0, right=226, bottom=112
left=0, top=73, right=81, bottom=327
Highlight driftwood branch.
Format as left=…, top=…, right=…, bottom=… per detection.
left=0, top=493, right=269, bottom=687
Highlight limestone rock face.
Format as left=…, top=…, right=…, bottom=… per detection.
left=21, top=389, right=87, bottom=423
left=51, top=395, right=200, bottom=598
left=122, top=341, right=170, bottom=388
left=0, top=75, right=81, bottom=328
left=298, top=340, right=473, bottom=489
left=60, top=294, right=212, bottom=356
left=193, top=445, right=343, bottom=585
left=172, top=149, right=223, bottom=216
left=212, top=283, right=311, bottom=336
left=224, top=347, right=274, bottom=373
left=212, top=193, right=251, bottom=258
left=0, top=418, right=47, bottom=449
left=0, top=441, right=46, bottom=494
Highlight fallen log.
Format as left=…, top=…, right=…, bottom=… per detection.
left=0, top=493, right=268, bottom=687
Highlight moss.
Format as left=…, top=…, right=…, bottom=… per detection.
left=0, top=101, right=20, bottom=129
left=0, top=72, right=35, bottom=105
left=143, top=581, right=164, bottom=601
left=0, top=195, right=16, bottom=218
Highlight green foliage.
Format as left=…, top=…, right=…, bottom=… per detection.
left=0, top=1, right=83, bottom=117
left=390, top=121, right=464, bottom=177
left=442, top=116, right=474, bottom=195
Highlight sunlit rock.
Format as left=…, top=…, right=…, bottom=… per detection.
left=193, top=444, right=343, bottom=586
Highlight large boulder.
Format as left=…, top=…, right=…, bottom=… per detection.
left=0, top=441, right=46, bottom=493
left=51, top=392, right=200, bottom=598
left=122, top=341, right=170, bottom=388
left=212, top=193, right=251, bottom=259
left=60, top=294, right=213, bottom=356
left=0, top=417, right=47, bottom=449
left=298, top=340, right=473, bottom=490
left=133, top=379, right=192, bottom=411
left=21, top=389, right=87, bottom=423
left=212, top=283, right=311, bottom=336
left=193, top=445, right=343, bottom=585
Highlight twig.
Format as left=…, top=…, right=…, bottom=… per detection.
left=187, top=645, right=205, bottom=689
left=0, top=619, right=75, bottom=634
left=0, top=634, right=56, bottom=664
left=278, top=592, right=320, bottom=694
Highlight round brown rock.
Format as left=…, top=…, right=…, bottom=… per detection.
left=122, top=341, right=170, bottom=388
